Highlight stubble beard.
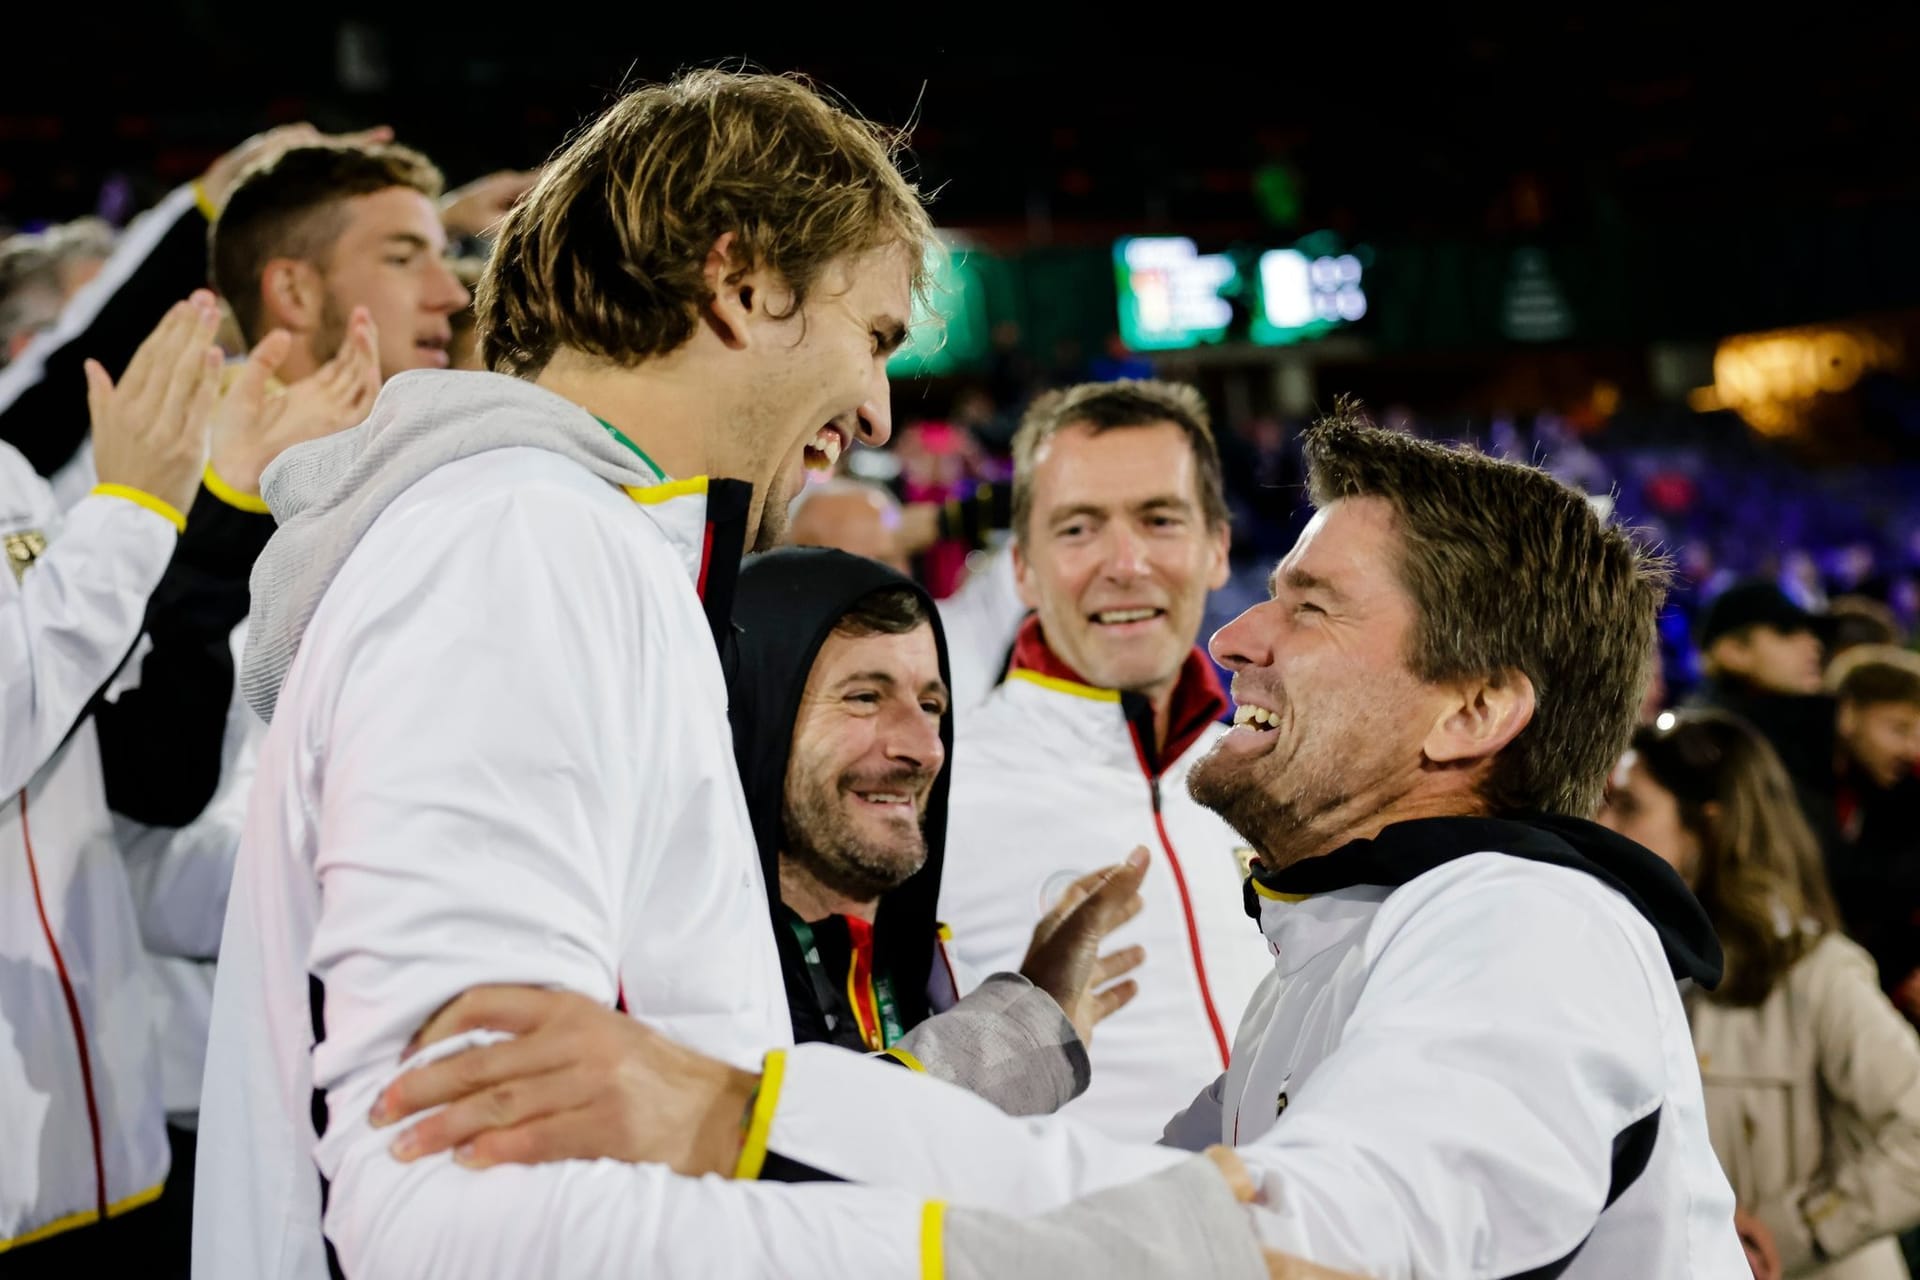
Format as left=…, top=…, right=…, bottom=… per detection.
left=782, top=764, right=930, bottom=904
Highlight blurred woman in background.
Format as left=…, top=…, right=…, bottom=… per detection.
left=1602, top=709, right=1920, bottom=1280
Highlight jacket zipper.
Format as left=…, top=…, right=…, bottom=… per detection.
left=20, top=789, right=109, bottom=1221
left=1126, top=726, right=1231, bottom=1068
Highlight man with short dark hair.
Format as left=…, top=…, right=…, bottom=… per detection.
left=1692, top=579, right=1845, bottom=860
left=210, top=142, right=468, bottom=391
left=1828, top=645, right=1920, bottom=1017
left=936, top=378, right=1271, bottom=1138
left=387, top=410, right=1747, bottom=1277
left=1698, top=579, right=1827, bottom=698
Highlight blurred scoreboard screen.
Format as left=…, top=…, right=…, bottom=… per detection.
left=1115, top=235, right=1369, bottom=352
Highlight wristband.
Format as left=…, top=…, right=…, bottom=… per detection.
left=92, top=483, right=186, bottom=533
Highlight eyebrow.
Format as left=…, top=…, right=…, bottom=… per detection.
left=1049, top=494, right=1194, bottom=525
left=1269, top=566, right=1347, bottom=602
left=837, top=671, right=951, bottom=703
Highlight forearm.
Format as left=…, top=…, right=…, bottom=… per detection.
left=0, top=489, right=175, bottom=794
left=332, top=1053, right=931, bottom=1278
left=887, top=972, right=1088, bottom=1116
left=943, top=1151, right=1273, bottom=1280
left=742, top=1042, right=1186, bottom=1207
left=97, top=483, right=272, bottom=826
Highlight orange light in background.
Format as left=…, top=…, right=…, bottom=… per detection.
left=1705, top=323, right=1906, bottom=436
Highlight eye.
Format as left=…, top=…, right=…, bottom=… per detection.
left=1058, top=523, right=1088, bottom=539
left=386, top=253, right=417, bottom=267
left=1146, top=514, right=1182, bottom=530
left=1294, top=601, right=1325, bottom=617
left=921, top=699, right=947, bottom=717
left=846, top=691, right=881, bottom=707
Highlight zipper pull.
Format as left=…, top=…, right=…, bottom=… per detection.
left=1150, top=776, right=1162, bottom=811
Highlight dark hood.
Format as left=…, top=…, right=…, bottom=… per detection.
left=1248, top=812, right=1724, bottom=988
left=729, top=547, right=955, bottom=1037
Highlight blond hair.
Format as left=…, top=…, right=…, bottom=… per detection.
left=480, top=69, right=934, bottom=377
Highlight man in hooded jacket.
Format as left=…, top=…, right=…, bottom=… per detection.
left=727, top=547, right=1144, bottom=1116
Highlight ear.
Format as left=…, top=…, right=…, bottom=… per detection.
left=1012, top=538, right=1041, bottom=612
left=701, top=232, right=754, bottom=350
left=1836, top=700, right=1858, bottom=739
left=258, top=258, right=325, bottom=334
left=1422, top=669, right=1537, bottom=767
left=1204, top=518, right=1231, bottom=592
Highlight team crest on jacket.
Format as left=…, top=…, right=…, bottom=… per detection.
left=4, top=529, right=45, bottom=581
left=1232, top=846, right=1257, bottom=878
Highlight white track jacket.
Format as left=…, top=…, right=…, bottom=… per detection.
left=939, top=640, right=1274, bottom=1138
left=194, top=375, right=992, bottom=1279
left=744, top=815, right=1753, bottom=1278
left=0, top=443, right=178, bottom=1252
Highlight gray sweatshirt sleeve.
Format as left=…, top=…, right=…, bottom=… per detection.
left=943, top=1152, right=1271, bottom=1280
left=889, top=972, right=1089, bottom=1115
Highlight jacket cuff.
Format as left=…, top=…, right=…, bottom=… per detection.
left=203, top=463, right=271, bottom=514
left=91, top=483, right=186, bottom=534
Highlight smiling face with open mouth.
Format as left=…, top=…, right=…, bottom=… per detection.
left=1015, top=420, right=1229, bottom=699
left=1190, top=498, right=1449, bottom=865
left=782, top=613, right=949, bottom=908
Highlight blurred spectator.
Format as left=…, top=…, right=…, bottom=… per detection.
left=1828, top=646, right=1920, bottom=1019
left=1601, top=710, right=1920, bottom=1280
left=1830, top=596, right=1907, bottom=659
left=790, top=477, right=911, bottom=572
left=1697, top=581, right=1828, bottom=699
left=1691, top=580, right=1844, bottom=869
left=789, top=476, right=1027, bottom=713
left=0, top=218, right=115, bottom=363
left=0, top=123, right=394, bottom=486
left=209, top=143, right=469, bottom=390
left=445, top=257, right=487, bottom=371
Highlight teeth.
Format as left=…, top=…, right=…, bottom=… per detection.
left=862, top=793, right=908, bottom=804
left=1095, top=609, right=1159, bottom=624
left=1232, top=705, right=1280, bottom=729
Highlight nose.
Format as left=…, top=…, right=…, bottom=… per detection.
left=855, top=358, right=893, bottom=448
left=1099, top=521, right=1149, bottom=581
left=431, top=259, right=471, bottom=314
left=883, top=705, right=943, bottom=775
left=1208, top=601, right=1273, bottom=674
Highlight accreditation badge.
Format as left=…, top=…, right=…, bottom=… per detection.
left=4, top=529, right=46, bottom=582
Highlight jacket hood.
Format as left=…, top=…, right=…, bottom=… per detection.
left=1250, top=812, right=1725, bottom=988
left=241, top=370, right=668, bottom=722
left=729, top=547, right=955, bottom=1037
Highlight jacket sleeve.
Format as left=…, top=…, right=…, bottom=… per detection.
left=0, top=183, right=209, bottom=478
left=935, top=547, right=1025, bottom=713
left=1752, top=936, right=1920, bottom=1271
left=304, top=487, right=933, bottom=1278
left=741, top=1040, right=1188, bottom=1204
left=0, top=478, right=177, bottom=796
left=94, top=483, right=274, bottom=826
left=886, top=972, right=1089, bottom=1115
